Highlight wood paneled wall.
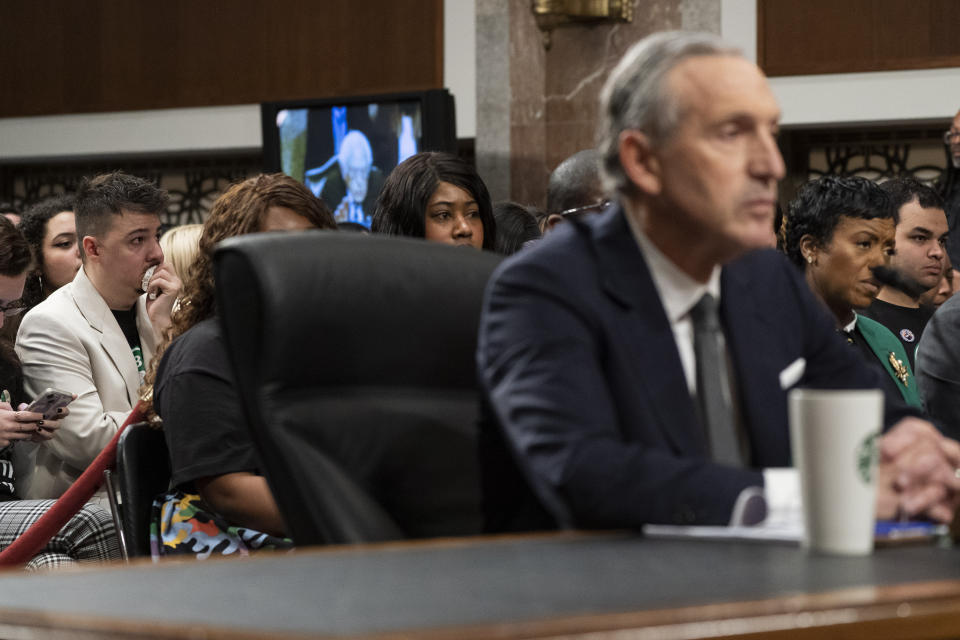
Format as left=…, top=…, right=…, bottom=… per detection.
left=759, top=0, right=960, bottom=77
left=0, top=0, right=443, bottom=118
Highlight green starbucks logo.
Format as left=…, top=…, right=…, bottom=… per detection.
left=856, top=432, right=878, bottom=483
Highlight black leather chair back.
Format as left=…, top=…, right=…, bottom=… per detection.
left=214, top=232, right=502, bottom=546
left=114, top=423, right=171, bottom=557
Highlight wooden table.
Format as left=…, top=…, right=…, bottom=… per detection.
left=1, top=532, right=960, bottom=639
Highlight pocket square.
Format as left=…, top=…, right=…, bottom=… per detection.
left=779, top=357, right=806, bottom=390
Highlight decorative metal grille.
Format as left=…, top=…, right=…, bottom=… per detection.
left=786, top=124, right=950, bottom=186
left=813, top=144, right=941, bottom=182
left=0, top=153, right=263, bottom=227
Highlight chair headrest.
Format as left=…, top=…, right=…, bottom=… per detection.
left=214, top=232, right=502, bottom=390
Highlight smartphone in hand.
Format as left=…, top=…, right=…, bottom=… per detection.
left=24, top=388, right=75, bottom=420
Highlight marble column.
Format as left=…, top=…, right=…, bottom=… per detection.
left=476, top=0, right=721, bottom=207
left=475, top=0, right=514, bottom=205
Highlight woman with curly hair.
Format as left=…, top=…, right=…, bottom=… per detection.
left=142, top=174, right=335, bottom=557
left=18, top=195, right=81, bottom=306
left=3, top=195, right=81, bottom=341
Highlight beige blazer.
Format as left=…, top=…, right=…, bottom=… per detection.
left=15, top=267, right=156, bottom=501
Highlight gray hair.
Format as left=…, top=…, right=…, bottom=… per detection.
left=338, top=130, right=373, bottom=174
left=598, top=31, right=741, bottom=197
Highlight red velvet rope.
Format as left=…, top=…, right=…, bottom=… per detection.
left=0, top=403, right=144, bottom=567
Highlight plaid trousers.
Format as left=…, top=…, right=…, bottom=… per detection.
left=0, top=500, right=121, bottom=571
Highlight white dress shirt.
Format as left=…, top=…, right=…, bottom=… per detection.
left=630, top=223, right=721, bottom=394
left=624, top=210, right=798, bottom=525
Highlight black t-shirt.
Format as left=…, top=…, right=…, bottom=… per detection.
left=112, top=306, right=147, bottom=384
left=860, top=299, right=933, bottom=371
left=153, top=317, right=261, bottom=489
left=111, top=307, right=141, bottom=351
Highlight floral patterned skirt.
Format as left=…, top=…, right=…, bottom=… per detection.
left=150, top=489, right=293, bottom=560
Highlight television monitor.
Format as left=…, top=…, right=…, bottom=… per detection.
left=261, top=89, right=456, bottom=228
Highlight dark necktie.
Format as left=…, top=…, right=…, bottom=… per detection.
left=690, top=293, right=743, bottom=466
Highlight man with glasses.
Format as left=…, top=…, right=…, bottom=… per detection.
left=541, top=149, right=610, bottom=232
left=15, top=172, right=180, bottom=502
left=320, top=130, right=384, bottom=229
left=937, top=111, right=960, bottom=269
left=943, top=125, right=960, bottom=169
left=478, top=31, right=960, bottom=531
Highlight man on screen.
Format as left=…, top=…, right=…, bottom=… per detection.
left=320, top=130, right=384, bottom=227
left=478, top=31, right=960, bottom=531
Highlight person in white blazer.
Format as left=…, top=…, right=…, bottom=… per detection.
left=15, top=172, right=180, bottom=502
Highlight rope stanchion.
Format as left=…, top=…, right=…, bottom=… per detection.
left=0, top=403, right=144, bottom=567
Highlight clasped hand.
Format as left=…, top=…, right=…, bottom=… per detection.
left=876, top=417, right=960, bottom=523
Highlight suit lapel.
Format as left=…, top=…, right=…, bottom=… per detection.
left=591, top=207, right=707, bottom=456
left=71, top=268, right=141, bottom=405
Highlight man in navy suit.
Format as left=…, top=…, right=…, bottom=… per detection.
left=478, top=31, right=960, bottom=529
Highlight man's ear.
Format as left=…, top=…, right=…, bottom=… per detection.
left=618, top=129, right=661, bottom=195
left=81, top=236, right=98, bottom=260
left=544, top=213, right=565, bottom=230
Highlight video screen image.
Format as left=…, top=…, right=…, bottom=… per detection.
left=275, top=101, right=422, bottom=228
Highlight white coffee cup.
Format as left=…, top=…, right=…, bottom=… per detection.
left=788, top=388, right=882, bottom=555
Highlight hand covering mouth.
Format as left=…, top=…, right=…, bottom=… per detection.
left=139, top=265, right=157, bottom=295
